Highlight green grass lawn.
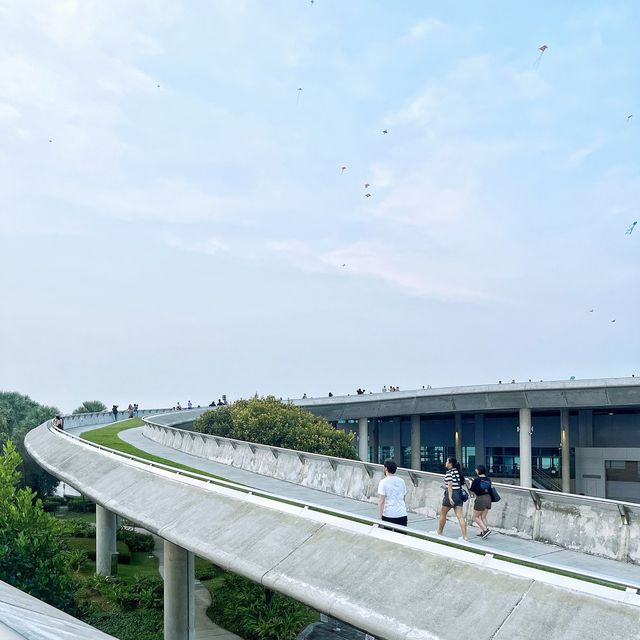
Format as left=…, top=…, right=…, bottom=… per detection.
left=80, top=419, right=230, bottom=482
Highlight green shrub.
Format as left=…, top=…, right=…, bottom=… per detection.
left=193, top=396, right=357, bottom=459
left=84, top=610, right=162, bottom=640
left=194, top=556, right=217, bottom=581
left=117, top=528, right=154, bottom=553
left=65, top=538, right=131, bottom=564
left=67, top=497, right=96, bottom=513
left=42, top=498, right=61, bottom=512
left=207, top=573, right=317, bottom=640
left=110, top=575, right=163, bottom=611
left=60, top=518, right=95, bottom=538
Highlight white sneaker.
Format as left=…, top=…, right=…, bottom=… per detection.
left=457, top=536, right=468, bottom=542
left=428, top=530, right=441, bottom=536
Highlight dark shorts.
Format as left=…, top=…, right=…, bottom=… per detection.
left=442, top=489, right=463, bottom=508
left=473, top=494, right=492, bottom=511
left=381, top=515, right=408, bottom=528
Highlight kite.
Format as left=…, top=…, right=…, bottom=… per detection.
left=364, top=183, right=370, bottom=188
left=535, top=44, right=548, bottom=67
left=611, top=319, right=616, bottom=323
left=341, top=263, right=346, bottom=267
left=626, top=221, right=637, bottom=235
left=297, top=87, right=303, bottom=105
left=382, top=129, right=388, bottom=134
left=589, top=309, right=594, bottom=313
left=365, top=193, right=372, bottom=198
left=627, top=115, right=633, bottom=122
left=340, top=166, right=347, bottom=174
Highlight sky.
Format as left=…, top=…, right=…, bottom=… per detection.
left=1, top=1, right=639, bottom=412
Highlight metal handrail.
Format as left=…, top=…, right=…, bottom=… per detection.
left=51, top=421, right=640, bottom=593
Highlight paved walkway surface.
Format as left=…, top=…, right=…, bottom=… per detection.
left=70, top=422, right=640, bottom=586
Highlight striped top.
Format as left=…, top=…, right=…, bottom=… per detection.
left=444, top=468, right=462, bottom=490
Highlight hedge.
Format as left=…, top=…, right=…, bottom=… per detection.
left=65, top=538, right=131, bottom=565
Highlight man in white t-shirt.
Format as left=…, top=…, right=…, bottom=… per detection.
left=377, top=459, right=408, bottom=528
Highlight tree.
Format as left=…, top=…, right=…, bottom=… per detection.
left=0, top=441, right=78, bottom=612
left=73, top=400, right=107, bottom=415
left=0, top=391, right=60, bottom=496
left=193, top=396, right=357, bottom=459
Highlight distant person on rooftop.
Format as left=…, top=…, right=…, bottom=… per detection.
left=382, top=385, right=387, bottom=392
left=133, top=403, right=138, bottom=417
left=176, top=402, right=182, bottom=410
left=52, top=414, right=64, bottom=430
left=328, top=392, right=333, bottom=397
left=188, top=400, right=192, bottom=409
left=128, top=403, right=134, bottom=418
left=112, top=405, right=118, bottom=421
left=378, top=459, right=407, bottom=530
left=216, top=399, right=224, bottom=406
left=302, top=393, right=307, bottom=399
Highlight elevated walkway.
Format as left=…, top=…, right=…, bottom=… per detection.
left=25, top=418, right=640, bottom=640
left=121, top=424, right=640, bottom=585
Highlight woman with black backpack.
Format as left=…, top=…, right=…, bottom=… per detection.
left=470, top=464, right=492, bottom=538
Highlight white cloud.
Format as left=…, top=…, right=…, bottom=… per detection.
left=387, top=54, right=550, bottom=131
left=164, top=234, right=230, bottom=256
left=401, top=18, right=446, bottom=44
left=269, top=238, right=491, bottom=302
left=60, top=179, right=252, bottom=224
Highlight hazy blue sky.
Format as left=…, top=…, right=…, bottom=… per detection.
left=1, top=1, right=638, bottom=412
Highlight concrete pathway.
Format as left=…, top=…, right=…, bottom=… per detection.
left=115, top=426, right=640, bottom=586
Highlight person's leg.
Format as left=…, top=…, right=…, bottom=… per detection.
left=437, top=505, right=450, bottom=534
left=454, top=506, right=467, bottom=539
left=472, top=509, right=485, bottom=532
left=481, top=509, right=490, bottom=531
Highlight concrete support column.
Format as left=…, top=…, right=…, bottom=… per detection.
left=164, top=541, right=195, bottom=640
left=560, top=409, right=570, bottom=493
left=519, top=408, right=532, bottom=488
left=358, top=417, right=368, bottom=462
left=95, top=505, right=117, bottom=576
left=410, top=415, right=421, bottom=470
left=454, top=413, right=462, bottom=464
left=474, top=413, right=485, bottom=468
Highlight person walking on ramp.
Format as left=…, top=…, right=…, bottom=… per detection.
left=378, top=459, right=408, bottom=529
left=436, top=457, right=468, bottom=540
left=470, top=464, right=492, bottom=538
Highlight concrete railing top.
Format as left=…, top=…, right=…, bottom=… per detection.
left=290, top=376, right=640, bottom=418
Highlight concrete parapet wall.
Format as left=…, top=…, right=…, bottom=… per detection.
left=61, top=408, right=176, bottom=430
left=24, top=423, right=640, bottom=640
left=143, top=420, right=640, bottom=564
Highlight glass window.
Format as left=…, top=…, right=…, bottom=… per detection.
left=605, top=460, right=640, bottom=482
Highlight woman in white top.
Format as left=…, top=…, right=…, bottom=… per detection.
left=377, top=459, right=408, bottom=528
left=435, top=457, right=468, bottom=540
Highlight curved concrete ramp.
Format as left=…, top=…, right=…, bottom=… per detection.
left=25, top=424, right=640, bottom=640
left=0, top=579, right=117, bottom=639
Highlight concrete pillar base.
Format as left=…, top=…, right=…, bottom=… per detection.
left=164, top=541, right=195, bottom=640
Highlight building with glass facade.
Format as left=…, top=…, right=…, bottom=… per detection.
left=296, top=378, right=640, bottom=502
